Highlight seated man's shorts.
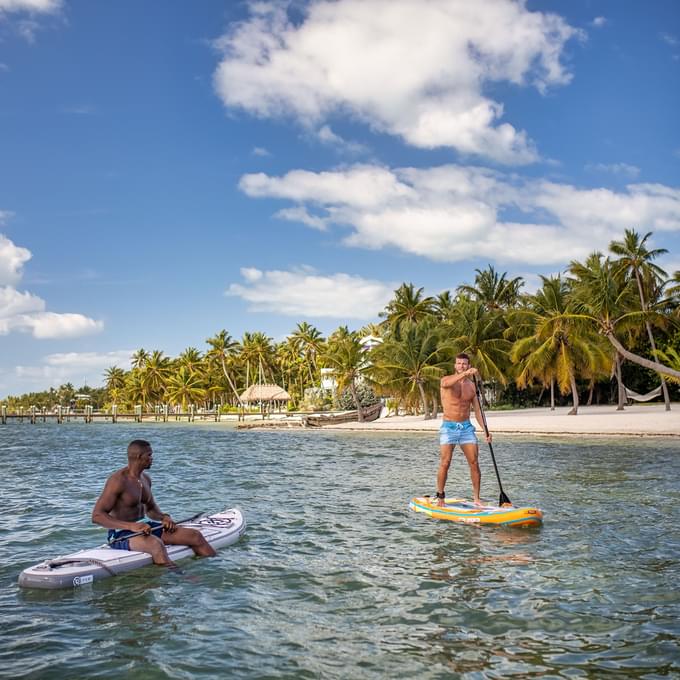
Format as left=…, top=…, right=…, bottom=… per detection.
left=439, top=420, right=478, bottom=446
left=108, top=519, right=163, bottom=551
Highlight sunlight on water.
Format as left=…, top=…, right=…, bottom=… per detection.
left=1, top=423, right=679, bottom=678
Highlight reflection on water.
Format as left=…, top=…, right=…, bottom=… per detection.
left=1, top=424, right=679, bottom=678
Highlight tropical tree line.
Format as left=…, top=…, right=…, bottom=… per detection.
left=3, top=229, right=680, bottom=417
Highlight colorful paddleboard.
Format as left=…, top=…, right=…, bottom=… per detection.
left=18, top=507, right=246, bottom=589
left=409, top=496, right=542, bottom=527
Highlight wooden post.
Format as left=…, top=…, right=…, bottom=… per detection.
left=1, top=405, right=6, bottom=425
left=57, top=404, right=63, bottom=424
left=112, top=404, right=118, bottom=423
left=189, top=404, right=194, bottom=422
left=134, top=404, right=142, bottom=423
left=163, top=404, right=169, bottom=422
left=30, top=405, right=37, bottom=424
left=42, top=407, right=47, bottom=423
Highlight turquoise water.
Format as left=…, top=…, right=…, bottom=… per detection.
left=1, top=423, right=679, bottom=679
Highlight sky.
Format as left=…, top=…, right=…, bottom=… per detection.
left=1, top=0, right=679, bottom=397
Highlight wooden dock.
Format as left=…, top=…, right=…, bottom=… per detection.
left=0, top=404, right=219, bottom=424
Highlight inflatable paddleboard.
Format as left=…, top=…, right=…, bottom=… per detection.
left=18, top=507, right=246, bottom=590
left=409, top=496, right=542, bottom=527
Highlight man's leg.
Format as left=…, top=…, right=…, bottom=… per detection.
left=436, top=444, right=454, bottom=507
left=163, top=527, right=217, bottom=557
left=129, top=534, right=176, bottom=566
left=460, top=443, right=481, bottom=504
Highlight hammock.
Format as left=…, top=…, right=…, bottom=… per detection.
left=623, top=385, right=663, bottom=402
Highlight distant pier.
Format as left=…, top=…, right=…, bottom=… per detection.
left=0, top=404, right=219, bottom=424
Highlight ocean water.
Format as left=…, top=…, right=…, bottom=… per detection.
left=1, top=422, right=679, bottom=679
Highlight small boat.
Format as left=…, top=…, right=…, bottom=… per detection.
left=409, top=496, right=542, bottom=527
left=18, top=507, right=246, bottom=589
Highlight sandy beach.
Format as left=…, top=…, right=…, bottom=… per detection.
left=321, top=403, right=680, bottom=437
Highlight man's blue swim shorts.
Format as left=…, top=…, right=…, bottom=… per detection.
left=108, top=519, right=163, bottom=551
left=439, top=420, right=478, bottom=446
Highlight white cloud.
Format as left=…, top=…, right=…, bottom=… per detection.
left=252, top=146, right=271, bottom=157
left=226, top=266, right=395, bottom=319
left=0, top=0, right=60, bottom=11
left=591, top=17, right=606, bottom=28
left=239, top=163, right=680, bottom=265
left=0, top=232, right=104, bottom=338
left=275, top=206, right=328, bottom=230
left=316, top=125, right=367, bottom=155
left=585, top=162, right=640, bottom=179
left=0, top=233, right=31, bottom=285
left=14, top=350, right=134, bottom=390
left=660, top=32, right=679, bottom=47
left=214, top=0, right=582, bottom=164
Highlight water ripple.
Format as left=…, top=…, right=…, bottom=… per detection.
left=1, top=424, right=679, bottom=678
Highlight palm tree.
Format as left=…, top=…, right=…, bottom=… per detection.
left=104, top=366, right=126, bottom=394
left=567, top=253, right=680, bottom=380
left=206, top=330, right=243, bottom=405
left=240, top=332, right=276, bottom=387
left=433, top=290, right=456, bottom=320
left=131, top=348, right=149, bottom=370
left=321, top=331, right=368, bottom=421
left=165, top=366, right=205, bottom=412
left=290, top=321, right=324, bottom=384
left=370, top=320, right=444, bottom=419
left=177, top=347, right=203, bottom=373
left=142, top=350, right=171, bottom=404
left=610, top=229, right=671, bottom=410
left=510, top=276, right=610, bottom=414
left=444, top=296, right=511, bottom=385
left=457, top=265, right=524, bottom=311
left=380, top=283, right=436, bottom=333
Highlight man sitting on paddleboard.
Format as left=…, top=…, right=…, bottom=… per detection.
left=435, top=353, right=492, bottom=507
left=92, top=439, right=216, bottom=566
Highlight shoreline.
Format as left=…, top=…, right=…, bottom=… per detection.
left=227, top=403, right=680, bottom=437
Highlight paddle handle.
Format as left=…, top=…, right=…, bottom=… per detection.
left=474, top=377, right=512, bottom=506
left=107, top=512, right=204, bottom=544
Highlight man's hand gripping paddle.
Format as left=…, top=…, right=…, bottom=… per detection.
left=474, top=377, right=512, bottom=507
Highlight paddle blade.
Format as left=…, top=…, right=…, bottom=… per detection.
left=499, top=490, right=512, bottom=507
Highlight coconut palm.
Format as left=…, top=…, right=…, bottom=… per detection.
left=165, top=366, right=205, bottom=412
left=457, top=265, right=524, bottom=311
left=321, top=331, right=368, bottom=421
left=206, top=330, right=242, bottom=405
left=104, top=366, right=126, bottom=397
left=240, top=332, right=276, bottom=387
left=567, top=253, right=680, bottom=380
left=370, top=320, right=445, bottom=419
left=131, top=348, right=149, bottom=370
left=380, top=283, right=436, bottom=333
left=610, top=229, right=671, bottom=409
left=443, top=295, right=511, bottom=385
left=290, top=322, right=324, bottom=384
left=142, top=350, right=171, bottom=404
left=510, top=276, right=610, bottom=414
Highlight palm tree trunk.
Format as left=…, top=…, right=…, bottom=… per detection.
left=550, top=378, right=555, bottom=411
left=605, top=332, right=680, bottom=379
left=567, top=372, right=579, bottom=415
left=417, top=381, right=430, bottom=420
left=536, top=385, right=545, bottom=407
left=614, top=353, right=625, bottom=410
left=635, top=269, right=671, bottom=410
left=221, top=359, right=243, bottom=406
left=587, top=381, right=594, bottom=406
left=350, top=381, right=364, bottom=422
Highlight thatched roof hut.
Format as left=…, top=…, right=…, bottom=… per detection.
left=239, top=384, right=291, bottom=403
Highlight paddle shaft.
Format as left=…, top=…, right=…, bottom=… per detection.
left=474, top=378, right=512, bottom=506
left=107, top=511, right=204, bottom=544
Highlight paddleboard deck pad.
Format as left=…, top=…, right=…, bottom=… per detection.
left=18, top=507, right=246, bottom=589
left=410, top=497, right=542, bottom=527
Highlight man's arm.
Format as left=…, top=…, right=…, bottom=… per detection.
left=472, top=393, right=492, bottom=443
left=143, top=480, right=176, bottom=532
left=441, top=367, right=478, bottom=388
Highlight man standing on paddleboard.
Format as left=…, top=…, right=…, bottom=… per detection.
left=92, top=439, right=216, bottom=566
left=435, top=353, right=492, bottom=507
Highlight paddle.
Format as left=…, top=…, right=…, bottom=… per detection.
left=474, top=376, right=512, bottom=507
left=107, top=511, right=205, bottom=544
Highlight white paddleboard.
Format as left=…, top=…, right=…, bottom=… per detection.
left=18, top=507, right=246, bottom=589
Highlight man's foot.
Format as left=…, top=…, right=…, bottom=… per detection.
left=473, top=499, right=485, bottom=507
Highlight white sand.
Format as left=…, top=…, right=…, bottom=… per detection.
left=322, top=403, right=680, bottom=437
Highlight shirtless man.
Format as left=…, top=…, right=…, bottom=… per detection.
left=435, top=353, right=492, bottom=507
left=92, top=439, right=216, bottom=566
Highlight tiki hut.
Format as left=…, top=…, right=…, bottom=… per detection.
left=239, top=383, right=292, bottom=416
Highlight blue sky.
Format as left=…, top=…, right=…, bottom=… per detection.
left=1, top=0, right=679, bottom=397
